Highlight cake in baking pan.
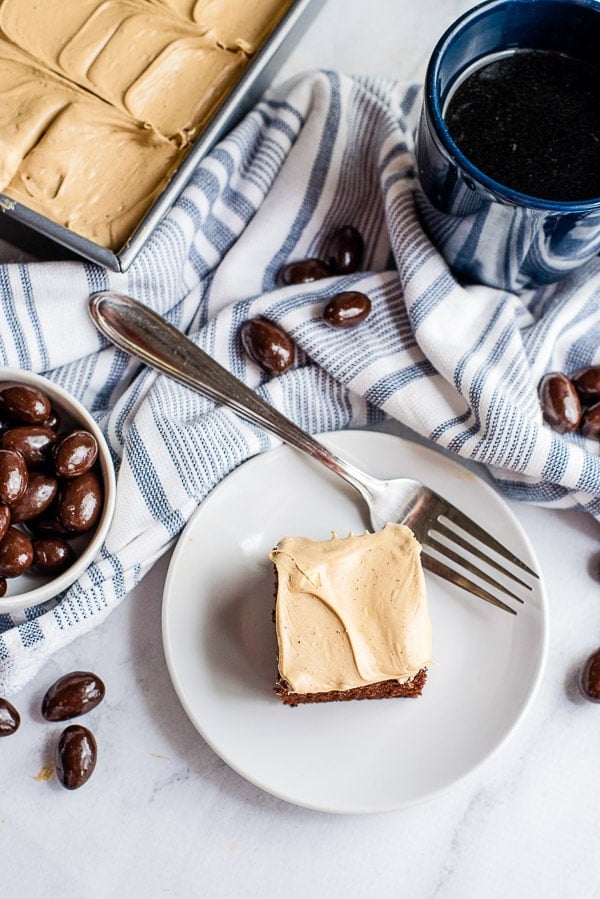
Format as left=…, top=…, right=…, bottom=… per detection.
left=0, top=0, right=293, bottom=249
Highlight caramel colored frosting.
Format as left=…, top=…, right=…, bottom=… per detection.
left=151, top=0, right=293, bottom=51
left=270, top=524, right=432, bottom=695
left=0, top=0, right=293, bottom=249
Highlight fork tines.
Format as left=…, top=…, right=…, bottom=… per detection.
left=420, top=552, right=519, bottom=615
left=441, top=504, right=538, bottom=578
left=421, top=493, right=538, bottom=615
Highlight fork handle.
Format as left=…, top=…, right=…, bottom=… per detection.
left=88, top=292, right=376, bottom=497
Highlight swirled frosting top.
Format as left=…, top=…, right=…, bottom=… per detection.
left=270, top=524, right=432, bottom=694
left=0, top=0, right=292, bottom=249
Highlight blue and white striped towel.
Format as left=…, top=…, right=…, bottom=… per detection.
left=1, top=71, right=599, bottom=695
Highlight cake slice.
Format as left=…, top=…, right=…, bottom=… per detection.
left=270, top=523, right=432, bottom=706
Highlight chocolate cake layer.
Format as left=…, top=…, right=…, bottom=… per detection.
left=274, top=668, right=428, bottom=706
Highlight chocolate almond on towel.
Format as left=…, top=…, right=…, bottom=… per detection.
left=240, top=319, right=295, bottom=376
left=326, top=225, right=364, bottom=274
left=538, top=372, right=582, bottom=433
left=572, top=366, right=600, bottom=402
left=277, top=258, right=331, bottom=286
left=323, top=291, right=371, bottom=328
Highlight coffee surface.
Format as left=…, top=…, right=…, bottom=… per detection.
left=445, top=50, right=600, bottom=201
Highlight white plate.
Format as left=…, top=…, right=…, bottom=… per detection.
left=162, top=430, right=548, bottom=813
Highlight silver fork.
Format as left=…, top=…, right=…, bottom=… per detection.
left=89, top=291, right=538, bottom=615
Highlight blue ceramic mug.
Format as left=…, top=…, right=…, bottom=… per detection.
left=415, top=0, right=600, bottom=291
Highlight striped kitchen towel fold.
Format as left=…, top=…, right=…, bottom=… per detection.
left=1, top=70, right=599, bottom=695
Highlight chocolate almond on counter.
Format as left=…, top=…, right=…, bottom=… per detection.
left=0, top=697, right=20, bottom=736
left=42, top=671, right=105, bottom=721
left=56, top=725, right=97, bottom=790
left=580, top=649, right=600, bottom=702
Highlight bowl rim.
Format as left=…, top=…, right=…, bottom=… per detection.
left=0, top=367, right=116, bottom=614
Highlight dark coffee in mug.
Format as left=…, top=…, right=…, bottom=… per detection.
left=416, top=0, right=600, bottom=290
left=444, top=49, right=600, bottom=201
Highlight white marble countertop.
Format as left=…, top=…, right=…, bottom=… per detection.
left=4, top=1, right=600, bottom=896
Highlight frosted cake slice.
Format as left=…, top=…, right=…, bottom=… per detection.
left=270, top=523, right=432, bottom=706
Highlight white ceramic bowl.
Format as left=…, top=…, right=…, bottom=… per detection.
left=0, top=368, right=116, bottom=613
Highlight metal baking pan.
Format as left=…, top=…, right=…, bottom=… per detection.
left=0, top=0, right=326, bottom=272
